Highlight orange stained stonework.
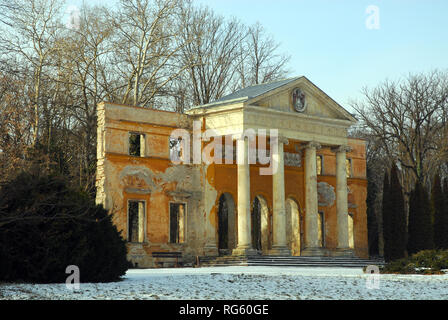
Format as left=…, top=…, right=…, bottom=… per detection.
left=96, top=77, right=369, bottom=267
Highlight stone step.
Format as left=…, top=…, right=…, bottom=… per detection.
left=200, top=259, right=378, bottom=263
left=200, top=259, right=382, bottom=264
left=199, top=257, right=383, bottom=262
left=202, top=263, right=377, bottom=268
left=198, top=255, right=385, bottom=268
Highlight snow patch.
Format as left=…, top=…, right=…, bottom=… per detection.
left=1, top=266, right=447, bottom=300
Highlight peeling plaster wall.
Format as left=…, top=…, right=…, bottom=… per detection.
left=96, top=102, right=369, bottom=268
left=96, top=102, right=208, bottom=267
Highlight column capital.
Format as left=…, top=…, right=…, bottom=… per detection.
left=331, top=145, right=352, bottom=154
left=273, top=135, right=289, bottom=145
left=304, top=141, right=321, bottom=150
left=233, top=133, right=248, bottom=141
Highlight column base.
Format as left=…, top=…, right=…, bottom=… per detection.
left=232, top=246, right=259, bottom=257
left=331, top=248, right=355, bottom=257
left=301, top=247, right=329, bottom=257
left=268, top=245, right=291, bottom=256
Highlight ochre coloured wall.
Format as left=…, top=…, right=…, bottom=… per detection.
left=96, top=102, right=369, bottom=268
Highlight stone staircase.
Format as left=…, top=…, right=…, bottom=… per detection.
left=198, top=255, right=385, bottom=268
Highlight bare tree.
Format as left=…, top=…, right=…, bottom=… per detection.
left=111, top=0, right=190, bottom=108
left=0, top=0, right=20, bottom=26
left=0, top=72, right=34, bottom=181
left=351, top=70, right=448, bottom=230
left=238, top=22, right=291, bottom=87
left=177, top=3, right=246, bottom=106
left=55, top=5, right=116, bottom=191
left=0, top=0, right=64, bottom=146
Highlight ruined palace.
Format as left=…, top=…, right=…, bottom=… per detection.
left=96, top=76, right=368, bottom=268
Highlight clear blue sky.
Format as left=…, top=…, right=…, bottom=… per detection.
left=65, top=0, right=448, bottom=110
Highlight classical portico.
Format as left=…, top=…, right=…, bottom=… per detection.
left=96, top=76, right=368, bottom=268
left=186, top=76, right=360, bottom=258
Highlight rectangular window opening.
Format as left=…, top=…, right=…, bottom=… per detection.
left=170, top=203, right=186, bottom=244
left=317, top=211, right=325, bottom=247
left=129, top=133, right=145, bottom=157
left=317, top=155, right=323, bottom=175
left=128, top=200, right=145, bottom=243
left=346, top=158, right=352, bottom=178
left=348, top=213, right=355, bottom=249
left=169, top=137, right=183, bottom=162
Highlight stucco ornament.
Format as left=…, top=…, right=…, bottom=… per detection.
left=292, top=88, right=307, bottom=112
left=119, top=166, right=157, bottom=194
left=284, top=152, right=302, bottom=167
left=317, top=182, right=336, bottom=207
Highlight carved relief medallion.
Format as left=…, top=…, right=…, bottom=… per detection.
left=317, top=182, right=336, bottom=207
left=292, top=88, right=307, bottom=112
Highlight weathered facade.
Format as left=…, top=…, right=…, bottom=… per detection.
left=96, top=76, right=368, bottom=268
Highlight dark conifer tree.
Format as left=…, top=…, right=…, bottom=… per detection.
left=366, top=167, right=379, bottom=257
left=389, top=164, right=407, bottom=260
left=408, top=181, right=434, bottom=255
left=0, top=171, right=131, bottom=283
left=432, top=174, right=445, bottom=249
left=441, top=179, right=448, bottom=249
left=382, top=170, right=392, bottom=261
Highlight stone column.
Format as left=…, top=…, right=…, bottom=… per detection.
left=333, top=145, right=354, bottom=256
left=203, top=165, right=219, bottom=257
left=269, top=136, right=291, bottom=256
left=301, top=141, right=325, bottom=256
left=233, top=136, right=257, bottom=256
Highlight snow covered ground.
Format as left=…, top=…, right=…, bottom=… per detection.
left=1, top=266, right=448, bottom=300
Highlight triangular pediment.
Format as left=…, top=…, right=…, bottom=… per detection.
left=188, top=76, right=356, bottom=125
left=246, top=76, right=356, bottom=123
